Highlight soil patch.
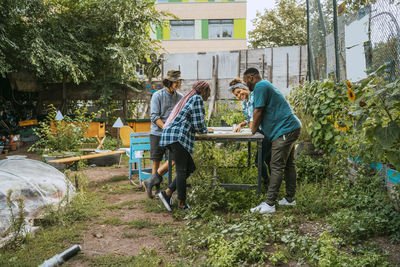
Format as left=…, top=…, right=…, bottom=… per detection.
left=68, top=166, right=182, bottom=266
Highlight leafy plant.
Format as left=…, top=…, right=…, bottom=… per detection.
left=346, top=65, right=400, bottom=170
left=5, top=190, right=26, bottom=250
left=290, top=79, right=349, bottom=153
left=29, top=105, right=92, bottom=155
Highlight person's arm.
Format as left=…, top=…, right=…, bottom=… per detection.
left=251, top=107, right=263, bottom=134
left=155, top=119, right=164, bottom=129
left=234, top=120, right=247, bottom=132
left=191, top=96, right=208, bottom=134
left=150, top=93, right=163, bottom=129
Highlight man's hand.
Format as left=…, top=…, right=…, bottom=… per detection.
left=251, top=108, right=263, bottom=134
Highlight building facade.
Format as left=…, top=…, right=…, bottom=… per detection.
left=154, top=0, right=247, bottom=54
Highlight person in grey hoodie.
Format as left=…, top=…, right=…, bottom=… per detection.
left=142, top=70, right=183, bottom=198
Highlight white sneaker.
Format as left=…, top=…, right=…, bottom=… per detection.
left=278, top=198, right=296, bottom=206
left=250, top=202, right=276, bottom=214
left=250, top=202, right=267, bottom=213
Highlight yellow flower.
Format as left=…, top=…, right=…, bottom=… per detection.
left=346, top=80, right=352, bottom=88
left=334, top=121, right=349, bottom=131
left=347, top=88, right=355, bottom=102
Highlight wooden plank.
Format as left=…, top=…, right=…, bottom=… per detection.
left=48, top=150, right=125, bottom=164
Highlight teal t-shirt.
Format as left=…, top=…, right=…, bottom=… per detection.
left=253, top=80, right=301, bottom=141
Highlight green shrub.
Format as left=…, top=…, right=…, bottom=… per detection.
left=296, top=154, right=330, bottom=183
left=328, top=168, right=400, bottom=243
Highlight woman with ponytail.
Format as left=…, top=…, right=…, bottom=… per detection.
left=157, top=81, right=210, bottom=211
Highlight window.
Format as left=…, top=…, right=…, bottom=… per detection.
left=170, top=20, right=195, bottom=40
left=209, top=19, right=233, bottom=39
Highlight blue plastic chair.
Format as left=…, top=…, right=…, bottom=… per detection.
left=128, top=132, right=152, bottom=185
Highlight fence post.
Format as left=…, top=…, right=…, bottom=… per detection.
left=333, top=0, right=341, bottom=81
left=306, top=0, right=313, bottom=81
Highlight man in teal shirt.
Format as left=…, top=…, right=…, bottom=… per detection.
left=243, top=68, right=301, bottom=214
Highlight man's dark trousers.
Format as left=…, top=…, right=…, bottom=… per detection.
left=266, top=128, right=300, bottom=205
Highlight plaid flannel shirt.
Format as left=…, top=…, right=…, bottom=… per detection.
left=160, top=94, right=208, bottom=153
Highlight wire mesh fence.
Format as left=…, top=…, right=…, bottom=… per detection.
left=308, top=0, right=400, bottom=82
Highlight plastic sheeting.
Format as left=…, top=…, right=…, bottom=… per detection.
left=0, top=156, right=75, bottom=246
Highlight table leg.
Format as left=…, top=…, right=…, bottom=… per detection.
left=257, top=141, right=262, bottom=196
left=248, top=141, right=251, bottom=168
left=168, top=149, right=172, bottom=186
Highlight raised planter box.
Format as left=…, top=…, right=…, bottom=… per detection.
left=126, top=119, right=151, bottom=133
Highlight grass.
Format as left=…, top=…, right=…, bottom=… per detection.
left=106, top=175, right=127, bottom=183
left=127, top=219, right=157, bottom=229
left=104, top=200, right=136, bottom=210
left=100, top=217, right=125, bottom=226
left=0, top=177, right=99, bottom=267
left=150, top=223, right=174, bottom=236
left=139, top=198, right=166, bottom=213
left=87, top=249, right=165, bottom=267
left=0, top=224, right=88, bottom=267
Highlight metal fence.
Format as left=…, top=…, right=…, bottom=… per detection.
left=307, top=0, right=400, bottom=82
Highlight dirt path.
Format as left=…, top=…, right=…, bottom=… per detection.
left=68, top=166, right=182, bottom=266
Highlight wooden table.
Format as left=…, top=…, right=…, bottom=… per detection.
left=167, top=127, right=265, bottom=195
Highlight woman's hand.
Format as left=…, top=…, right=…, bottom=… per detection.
left=234, top=124, right=242, bottom=132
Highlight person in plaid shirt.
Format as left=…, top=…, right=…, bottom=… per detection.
left=157, top=81, right=210, bottom=211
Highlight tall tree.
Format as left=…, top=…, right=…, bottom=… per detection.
left=0, top=0, right=164, bottom=103
left=248, top=0, right=307, bottom=48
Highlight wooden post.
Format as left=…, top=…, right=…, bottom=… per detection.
left=207, top=55, right=218, bottom=121
left=270, top=48, right=274, bottom=83
left=262, top=54, right=265, bottom=78
left=245, top=50, right=248, bottom=70
left=287, top=53, right=290, bottom=88
left=238, top=51, right=241, bottom=77
left=61, top=73, right=67, bottom=114
left=116, top=128, right=120, bottom=149
left=122, top=88, right=127, bottom=120
left=196, top=60, right=199, bottom=80
left=161, top=54, right=164, bottom=80
left=299, top=46, right=302, bottom=83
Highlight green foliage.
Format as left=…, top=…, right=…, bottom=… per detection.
left=88, top=249, right=165, bottom=267
left=127, top=219, right=156, bottom=229
left=220, top=102, right=246, bottom=126
left=29, top=105, right=92, bottom=154
left=1, top=0, right=164, bottom=103
left=40, top=173, right=101, bottom=227
left=248, top=0, right=306, bottom=48
left=5, top=190, right=26, bottom=250
left=208, top=101, right=245, bottom=127
left=291, top=73, right=400, bottom=169
left=345, top=69, right=400, bottom=169
left=328, top=168, right=400, bottom=243
left=290, top=79, right=349, bottom=153
left=296, top=154, right=330, bottom=183
left=308, top=233, right=390, bottom=267
left=100, top=217, right=124, bottom=226
left=0, top=172, right=100, bottom=266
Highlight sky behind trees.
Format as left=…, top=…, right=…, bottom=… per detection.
left=247, top=0, right=275, bottom=37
